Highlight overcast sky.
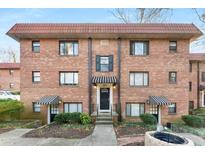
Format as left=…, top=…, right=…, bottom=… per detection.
left=0, top=8, right=204, bottom=62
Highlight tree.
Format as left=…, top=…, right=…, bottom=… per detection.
left=0, top=47, right=18, bottom=63
left=111, top=8, right=172, bottom=23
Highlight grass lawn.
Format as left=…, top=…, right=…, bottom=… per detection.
left=23, top=123, right=94, bottom=139
left=114, top=121, right=156, bottom=146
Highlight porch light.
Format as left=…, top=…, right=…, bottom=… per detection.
left=93, top=85, right=97, bottom=88
left=113, top=85, right=116, bottom=89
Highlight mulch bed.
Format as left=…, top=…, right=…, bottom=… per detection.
left=114, top=124, right=155, bottom=146
left=0, top=128, right=14, bottom=134
left=23, top=123, right=94, bottom=139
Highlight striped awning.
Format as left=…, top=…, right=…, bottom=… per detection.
left=147, top=96, right=171, bottom=106
left=92, top=76, right=117, bottom=84
left=37, top=96, right=61, bottom=105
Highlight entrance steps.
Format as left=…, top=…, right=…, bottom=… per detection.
left=95, top=113, right=113, bottom=125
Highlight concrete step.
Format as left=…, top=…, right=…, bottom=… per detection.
left=96, top=116, right=112, bottom=121
left=96, top=120, right=113, bottom=125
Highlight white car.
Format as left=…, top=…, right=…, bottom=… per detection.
left=0, top=90, right=20, bottom=101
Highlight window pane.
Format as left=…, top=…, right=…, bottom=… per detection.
left=135, top=73, right=143, bottom=86
left=74, top=73, right=78, bottom=84
left=69, top=104, right=78, bottom=112
left=60, top=73, right=65, bottom=84
left=66, top=73, right=73, bottom=84
left=143, top=73, right=148, bottom=86
left=130, top=73, right=135, bottom=86
left=126, top=104, right=131, bottom=116
left=60, top=43, right=65, bottom=55
left=131, top=104, right=139, bottom=116
left=140, top=104, right=145, bottom=114
left=78, top=104, right=82, bottom=112
left=100, top=64, right=109, bottom=71
left=64, top=104, right=69, bottom=113
left=135, top=42, right=144, bottom=55
left=73, top=43, right=78, bottom=55
left=66, top=43, right=73, bottom=55
left=100, top=57, right=109, bottom=64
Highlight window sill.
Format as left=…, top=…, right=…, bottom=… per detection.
left=129, top=55, right=149, bottom=57
left=59, top=55, right=79, bottom=57
left=130, top=85, right=149, bottom=88
left=168, top=113, right=176, bottom=115
left=60, top=84, right=79, bottom=87
left=169, top=50, right=177, bottom=53
left=32, top=82, right=40, bottom=84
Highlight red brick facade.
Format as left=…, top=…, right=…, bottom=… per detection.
left=0, top=63, right=20, bottom=91
left=7, top=23, right=203, bottom=124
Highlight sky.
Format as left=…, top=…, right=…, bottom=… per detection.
left=0, top=8, right=204, bottom=62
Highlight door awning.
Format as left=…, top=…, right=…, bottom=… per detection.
left=200, top=85, right=205, bottom=91
left=37, top=95, right=61, bottom=105
left=92, top=76, right=117, bottom=84
left=147, top=96, right=171, bottom=106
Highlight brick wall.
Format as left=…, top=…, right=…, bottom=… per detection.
left=0, top=68, right=20, bottom=91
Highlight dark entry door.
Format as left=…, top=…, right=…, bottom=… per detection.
left=100, top=88, right=110, bottom=110
left=50, top=104, right=59, bottom=122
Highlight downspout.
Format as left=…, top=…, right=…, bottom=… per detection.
left=117, top=38, right=122, bottom=121
left=197, top=61, right=200, bottom=108
left=88, top=38, right=92, bottom=115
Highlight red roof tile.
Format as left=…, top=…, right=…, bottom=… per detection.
left=7, top=23, right=203, bottom=40
left=0, top=63, right=20, bottom=69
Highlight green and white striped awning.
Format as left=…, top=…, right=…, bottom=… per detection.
left=37, top=95, right=61, bottom=105
left=147, top=96, right=171, bottom=106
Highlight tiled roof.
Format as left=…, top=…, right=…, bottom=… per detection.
left=7, top=23, right=202, bottom=34
left=0, top=63, right=20, bottom=69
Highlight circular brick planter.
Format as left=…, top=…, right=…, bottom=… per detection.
left=145, top=131, right=194, bottom=146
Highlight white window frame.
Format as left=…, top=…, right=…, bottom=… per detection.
left=33, top=102, right=41, bottom=113
left=126, top=103, right=145, bottom=117
left=60, top=72, right=79, bottom=85
left=130, top=72, right=148, bottom=86
left=59, top=41, right=78, bottom=56
left=64, top=103, right=82, bottom=113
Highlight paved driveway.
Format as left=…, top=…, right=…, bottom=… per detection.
left=0, top=124, right=117, bottom=146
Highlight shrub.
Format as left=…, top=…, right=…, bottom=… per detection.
left=80, top=113, right=92, bottom=125
left=140, top=113, right=157, bottom=125
left=54, top=112, right=81, bottom=124
left=182, top=115, right=204, bottom=128
left=0, top=99, right=24, bottom=115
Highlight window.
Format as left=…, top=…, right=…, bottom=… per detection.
left=189, top=82, right=192, bottom=91
left=202, top=72, right=205, bottom=82
left=169, top=72, right=177, bottom=84
left=9, top=69, right=14, bottom=75
left=9, top=83, right=14, bottom=88
left=130, top=72, right=148, bottom=86
left=64, top=103, right=82, bottom=113
left=149, top=105, right=158, bottom=114
left=32, top=41, right=40, bottom=52
left=32, top=71, right=40, bottom=83
left=60, top=72, right=78, bottom=85
left=50, top=104, right=59, bottom=114
left=33, top=102, right=40, bottom=112
left=59, top=41, right=78, bottom=56
left=130, top=41, right=149, bottom=56
left=96, top=55, right=113, bottom=72
left=168, top=103, right=176, bottom=114
left=169, top=41, right=177, bottom=52
left=126, top=103, right=145, bottom=116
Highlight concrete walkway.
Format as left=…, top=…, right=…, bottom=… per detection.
left=178, top=133, right=205, bottom=146
left=76, top=124, right=117, bottom=146
left=0, top=125, right=117, bottom=146
left=0, top=129, right=79, bottom=146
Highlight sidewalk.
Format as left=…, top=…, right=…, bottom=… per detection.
left=178, top=133, right=205, bottom=146
left=77, top=124, right=117, bottom=146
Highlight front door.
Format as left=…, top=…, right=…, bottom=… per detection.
left=50, top=104, right=59, bottom=122
left=100, top=88, right=110, bottom=112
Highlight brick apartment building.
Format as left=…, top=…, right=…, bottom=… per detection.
left=7, top=23, right=203, bottom=124
left=0, top=63, right=20, bottom=91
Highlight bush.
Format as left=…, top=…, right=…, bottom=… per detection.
left=80, top=113, right=92, bottom=125
left=140, top=113, right=157, bottom=125
left=54, top=112, right=81, bottom=124
left=182, top=115, right=204, bottom=128
left=0, top=99, right=24, bottom=115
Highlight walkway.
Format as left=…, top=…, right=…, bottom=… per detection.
left=76, top=124, right=117, bottom=146
left=0, top=125, right=117, bottom=146
left=178, top=133, right=205, bottom=146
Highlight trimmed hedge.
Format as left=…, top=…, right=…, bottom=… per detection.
left=140, top=113, right=157, bottom=125
left=182, top=115, right=204, bottom=128
left=80, top=113, right=92, bottom=125
left=54, top=112, right=92, bottom=125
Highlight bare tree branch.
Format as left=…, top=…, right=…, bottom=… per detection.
left=111, top=8, right=172, bottom=23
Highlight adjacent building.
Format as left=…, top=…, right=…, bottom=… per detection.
left=0, top=63, right=20, bottom=91
left=7, top=23, right=203, bottom=124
